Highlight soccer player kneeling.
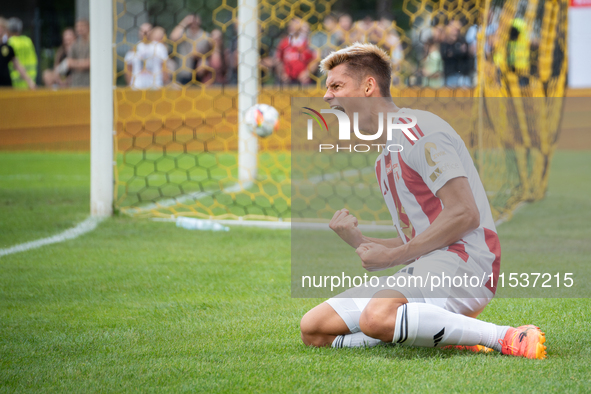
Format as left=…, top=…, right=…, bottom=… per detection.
left=299, top=43, right=547, bottom=360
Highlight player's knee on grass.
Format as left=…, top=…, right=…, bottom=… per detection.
left=300, top=312, right=333, bottom=347
left=359, top=295, right=407, bottom=342
left=300, top=302, right=349, bottom=347
left=300, top=330, right=333, bottom=347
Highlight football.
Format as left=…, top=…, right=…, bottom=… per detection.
left=244, top=104, right=279, bottom=138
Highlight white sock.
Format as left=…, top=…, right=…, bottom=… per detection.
left=393, top=303, right=510, bottom=352
left=332, top=332, right=382, bottom=348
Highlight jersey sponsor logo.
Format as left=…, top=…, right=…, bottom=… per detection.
left=1, top=46, right=8, bottom=57
left=424, top=142, right=447, bottom=167
left=429, top=167, right=442, bottom=182
left=425, top=142, right=456, bottom=182
left=433, top=328, right=445, bottom=347
left=432, top=151, right=447, bottom=160
left=425, top=142, right=438, bottom=166
left=386, top=162, right=399, bottom=178
left=429, top=162, right=460, bottom=182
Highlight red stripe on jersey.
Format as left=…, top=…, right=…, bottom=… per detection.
left=448, top=243, right=469, bottom=262
left=414, top=122, right=425, bottom=137
left=385, top=153, right=413, bottom=242
left=483, top=228, right=501, bottom=295
left=376, top=159, right=383, bottom=194
left=397, top=152, right=442, bottom=224
left=405, top=118, right=421, bottom=140
left=398, top=117, right=419, bottom=143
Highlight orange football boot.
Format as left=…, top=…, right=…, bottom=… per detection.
left=499, top=325, right=547, bottom=359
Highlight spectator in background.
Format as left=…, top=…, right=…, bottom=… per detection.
left=206, top=29, right=230, bottom=84
left=259, top=25, right=280, bottom=84
left=440, top=20, right=472, bottom=87
left=421, top=37, right=444, bottom=88
left=335, top=14, right=353, bottom=44
left=43, top=28, right=75, bottom=88
left=124, top=23, right=152, bottom=86
left=0, top=18, right=8, bottom=43
left=68, top=19, right=90, bottom=87
left=484, top=12, right=498, bottom=61
left=228, top=22, right=273, bottom=84
left=350, top=16, right=375, bottom=44
left=227, top=22, right=239, bottom=84
left=417, top=14, right=447, bottom=71
left=0, top=39, right=36, bottom=89
left=125, top=25, right=169, bottom=89
left=370, top=17, right=391, bottom=46
left=310, top=14, right=342, bottom=57
left=507, top=18, right=529, bottom=85
left=309, top=14, right=343, bottom=77
left=7, top=17, right=37, bottom=89
left=419, top=15, right=446, bottom=50
left=275, top=18, right=316, bottom=85
left=169, top=14, right=211, bottom=85
left=378, top=17, right=404, bottom=84
left=465, top=22, right=478, bottom=57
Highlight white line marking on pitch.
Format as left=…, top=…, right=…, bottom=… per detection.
left=0, top=216, right=104, bottom=258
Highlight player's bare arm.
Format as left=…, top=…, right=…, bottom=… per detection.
left=356, top=176, right=479, bottom=271
left=329, top=208, right=403, bottom=249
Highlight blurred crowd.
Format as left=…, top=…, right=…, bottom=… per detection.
left=0, top=11, right=528, bottom=91
left=119, top=13, right=406, bottom=88
left=1, top=17, right=37, bottom=90
left=117, top=12, right=483, bottom=90
left=0, top=16, right=91, bottom=90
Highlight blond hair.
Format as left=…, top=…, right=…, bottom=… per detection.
left=320, top=42, right=392, bottom=97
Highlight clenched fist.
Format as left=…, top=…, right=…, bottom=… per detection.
left=356, top=242, right=409, bottom=271
left=329, top=208, right=364, bottom=248
left=355, top=242, right=393, bottom=271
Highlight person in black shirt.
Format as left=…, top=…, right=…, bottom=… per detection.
left=0, top=42, right=36, bottom=89
left=440, top=20, right=473, bottom=88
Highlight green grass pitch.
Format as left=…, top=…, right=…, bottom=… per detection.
left=0, top=151, right=590, bottom=392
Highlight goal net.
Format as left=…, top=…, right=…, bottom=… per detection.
left=111, top=0, right=567, bottom=223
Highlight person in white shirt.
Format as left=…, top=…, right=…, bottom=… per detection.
left=125, top=23, right=151, bottom=86
left=125, top=24, right=169, bottom=89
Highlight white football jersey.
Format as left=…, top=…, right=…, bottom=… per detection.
left=124, top=42, right=168, bottom=89
left=375, top=108, right=501, bottom=294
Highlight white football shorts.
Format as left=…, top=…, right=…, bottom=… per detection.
left=325, top=249, right=495, bottom=333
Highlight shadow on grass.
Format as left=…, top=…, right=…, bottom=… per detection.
left=297, top=341, right=503, bottom=361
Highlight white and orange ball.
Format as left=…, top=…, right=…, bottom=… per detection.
left=244, top=104, right=279, bottom=138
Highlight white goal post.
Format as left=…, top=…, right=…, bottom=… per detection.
left=237, top=0, right=260, bottom=184
left=90, top=0, right=114, bottom=217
